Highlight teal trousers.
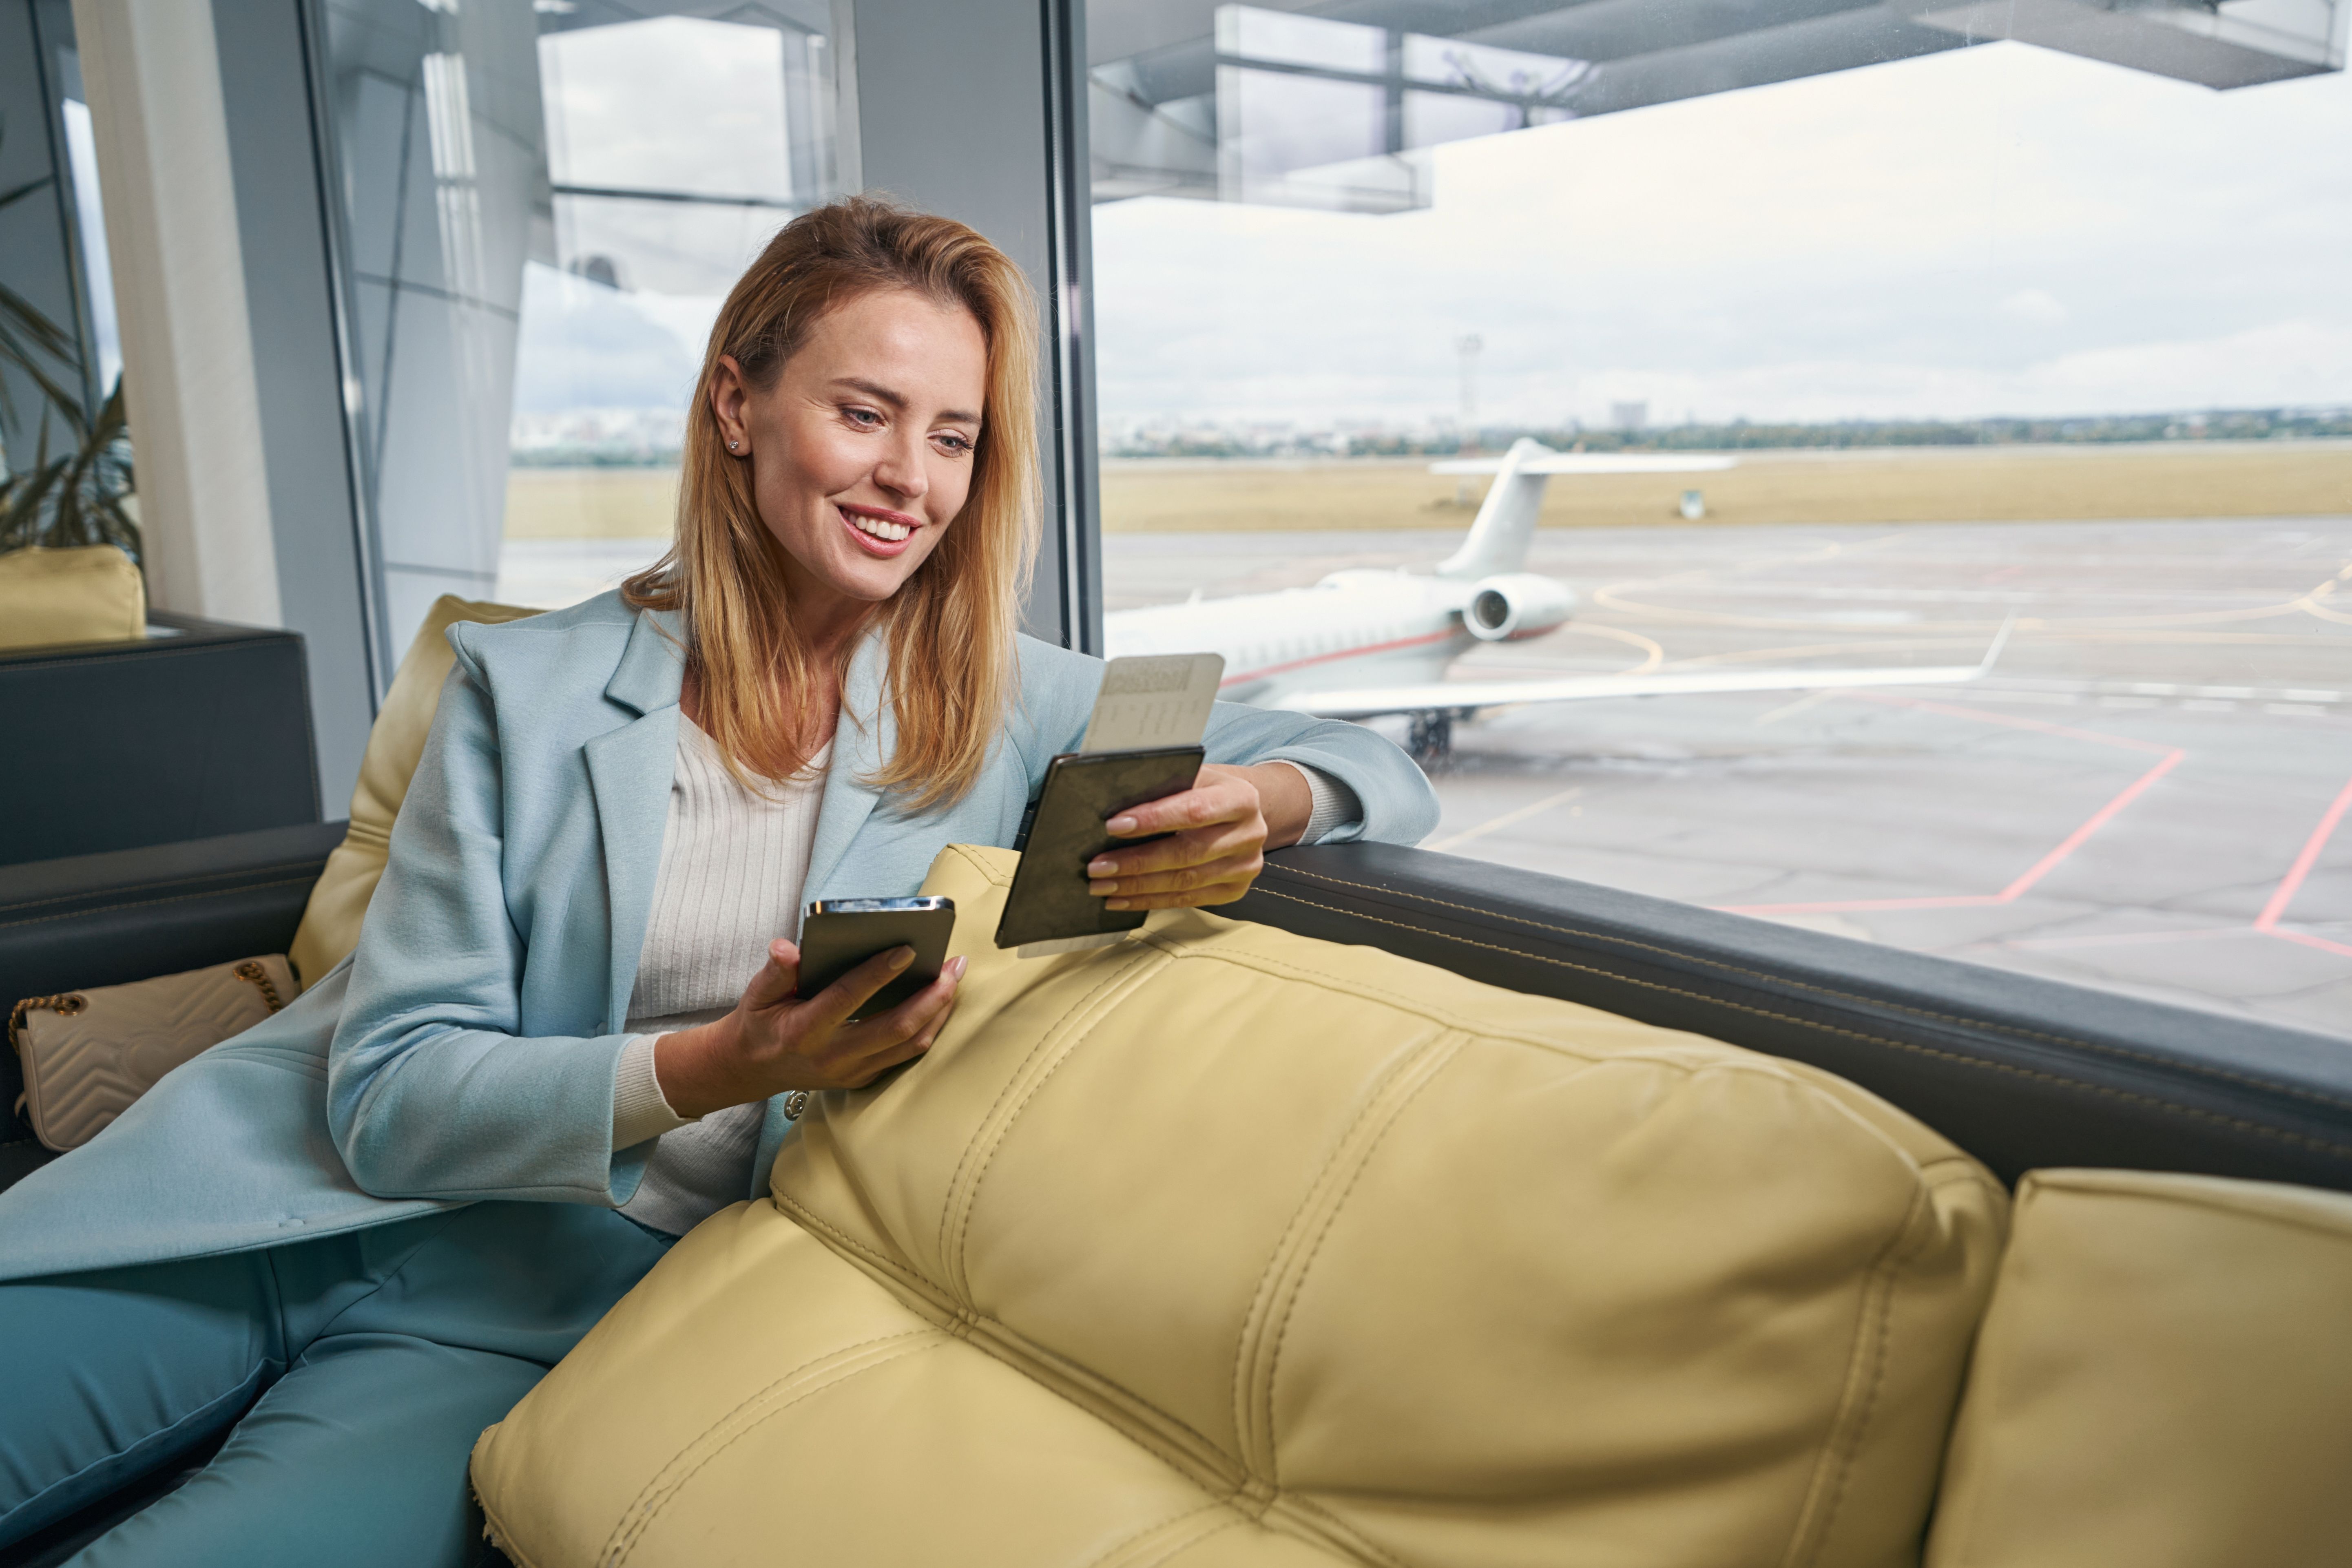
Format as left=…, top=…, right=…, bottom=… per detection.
left=0, top=1202, right=670, bottom=1566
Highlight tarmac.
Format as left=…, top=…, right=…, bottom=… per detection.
left=1104, top=518, right=2352, bottom=1042
left=494, top=515, right=2352, bottom=1041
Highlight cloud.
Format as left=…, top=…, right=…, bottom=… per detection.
left=1092, top=41, right=2352, bottom=426
left=1997, top=289, right=2069, bottom=326
left=511, top=263, right=701, bottom=414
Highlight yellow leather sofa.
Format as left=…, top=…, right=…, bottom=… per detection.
left=9, top=592, right=2348, bottom=1564
left=469, top=847, right=2352, bottom=1568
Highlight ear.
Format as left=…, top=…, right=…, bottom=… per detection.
left=711, top=355, right=752, bottom=456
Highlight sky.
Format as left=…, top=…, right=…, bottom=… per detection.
left=1091, top=39, right=2352, bottom=430
left=506, top=27, right=2352, bottom=436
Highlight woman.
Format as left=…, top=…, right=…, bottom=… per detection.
left=0, top=199, right=1437, bottom=1566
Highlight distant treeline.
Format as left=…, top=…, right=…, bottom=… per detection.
left=1113, top=406, right=2352, bottom=460
left=509, top=405, right=2352, bottom=467
left=511, top=447, right=679, bottom=468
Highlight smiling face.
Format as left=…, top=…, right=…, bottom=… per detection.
left=711, top=287, right=989, bottom=636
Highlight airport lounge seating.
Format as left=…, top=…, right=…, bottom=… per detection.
left=3, top=597, right=2348, bottom=1565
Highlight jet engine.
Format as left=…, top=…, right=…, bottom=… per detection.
left=1461, top=573, right=1576, bottom=642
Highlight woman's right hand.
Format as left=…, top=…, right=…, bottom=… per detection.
left=652, top=940, right=966, bottom=1120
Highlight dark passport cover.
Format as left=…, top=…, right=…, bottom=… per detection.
left=993, top=746, right=1205, bottom=950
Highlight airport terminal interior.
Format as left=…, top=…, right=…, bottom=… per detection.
left=2, top=0, right=2350, bottom=1564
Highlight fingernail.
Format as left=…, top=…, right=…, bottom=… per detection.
left=948, top=955, right=968, bottom=979
left=1089, top=879, right=1115, bottom=896
left=1106, top=815, right=1137, bottom=834
left=1106, top=898, right=1130, bottom=911
left=1087, top=857, right=1116, bottom=876
left=890, top=946, right=914, bottom=969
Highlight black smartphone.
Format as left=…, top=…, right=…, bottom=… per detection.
left=796, top=896, right=957, bottom=1021
left=994, top=745, right=1205, bottom=951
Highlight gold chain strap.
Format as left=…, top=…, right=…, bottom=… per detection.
left=233, top=961, right=287, bottom=1015
left=8, top=993, right=86, bottom=1055
left=8, top=962, right=283, bottom=1059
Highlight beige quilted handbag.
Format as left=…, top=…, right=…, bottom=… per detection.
left=9, top=956, right=293, bottom=1151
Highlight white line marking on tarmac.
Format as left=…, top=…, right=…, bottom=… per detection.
left=1753, top=688, right=1847, bottom=727
left=1429, top=785, right=1585, bottom=853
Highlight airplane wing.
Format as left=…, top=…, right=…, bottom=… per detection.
left=1280, top=620, right=2015, bottom=721
left=1429, top=453, right=1737, bottom=475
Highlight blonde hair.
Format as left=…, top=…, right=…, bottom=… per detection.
left=622, top=197, right=1040, bottom=810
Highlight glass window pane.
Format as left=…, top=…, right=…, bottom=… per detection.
left=316, top=0, right=839, bottom=660
left=1086, top=0, right=2352, bottom=1039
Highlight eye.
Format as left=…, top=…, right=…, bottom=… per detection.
left=934, top=431, right=974, bottom=456
left=843, top=405, right=883, bottom=428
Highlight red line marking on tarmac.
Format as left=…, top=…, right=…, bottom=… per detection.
left=2254, top=770, right=2352, bottom=958
left=1717, top=693, right=2185, bottom=917
left=1715, top=694, right=2352, bottom=971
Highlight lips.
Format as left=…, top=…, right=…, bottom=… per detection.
left=839, top=504, right=920, bottom=557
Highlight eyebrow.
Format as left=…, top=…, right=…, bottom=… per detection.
left=834, top=376, right=981, bottom=427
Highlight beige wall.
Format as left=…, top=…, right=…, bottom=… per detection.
left=70, top=0, right=280, bottom=628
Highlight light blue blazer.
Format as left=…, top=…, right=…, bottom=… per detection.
left=0, top=593, right=1438, bottom=1283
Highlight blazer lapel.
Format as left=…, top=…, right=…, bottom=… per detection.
left=585, top=609, right=686, bottom=1033
left=805, top=626, right=895, bottom=901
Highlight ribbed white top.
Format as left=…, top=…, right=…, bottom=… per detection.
left=613, top=717, right=828, bottom=1236
left=631, top=719, right=828, bottom=1022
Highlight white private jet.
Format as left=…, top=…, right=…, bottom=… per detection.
left=1103, top=437, right=2008, bottom=758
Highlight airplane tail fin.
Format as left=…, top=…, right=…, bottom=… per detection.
left=1436, top=437, right=1554, bottom=580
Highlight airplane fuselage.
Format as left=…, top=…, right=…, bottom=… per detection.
left=1105, top=570, right=1487, bottom=710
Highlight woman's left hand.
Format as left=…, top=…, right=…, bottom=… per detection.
left=1085, top=762, right=1310, bottom=911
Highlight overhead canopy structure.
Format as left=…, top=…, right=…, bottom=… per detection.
left=1088, top=0, right=2350, bottom=212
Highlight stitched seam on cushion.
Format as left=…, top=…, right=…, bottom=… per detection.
left=1142, top=931, right=1611, bottom=1052
left=938, top=950, right=1171, bottom=1296
left=1077, top=1501, right=1234, bottom=1568
left=1785, top=1184, right=1935, bottom=1568
left=2025, top=1173, right=2352, bottom=1239
left=475, top=1490, right=548, bottom=1568
left=774, top=1191, right=1247, bottom=1490
left=775, top=1194, right=1405, bottom=1568
left=934, top=956, right=1142, bottom=1271
left=943, top=840, right=1016, bottom=888
left=1228, top=1020, right=1456, bottom=1466
left=1268, top=867, right=2352, bottom=1114
left=1267, top=1493, right=1416, bottom=1568
left=0, top=876, right=321, bottom=932
left=1128, top=1516, right=1247, bottom=1568
left=1247, top=887, right=2352, bottom=1160
left=1259, top=1036, right=1462, bottom=1494
left=597, top=1329, right=940, bottom=1564
left=0, top=860, right=332, bottom=917
left=605, top=1337, right=947, bottom=1566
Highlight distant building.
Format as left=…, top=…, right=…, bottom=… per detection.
left=1612, top=400, right=1649, bottom=433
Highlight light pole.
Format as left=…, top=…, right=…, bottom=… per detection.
left=1455, top=333, right=1482, bottom=506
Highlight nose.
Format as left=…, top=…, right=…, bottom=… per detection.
left=870, top=428, right=929, bottom=504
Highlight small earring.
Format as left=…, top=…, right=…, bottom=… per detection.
left=728, top=440, right=740, bottom=451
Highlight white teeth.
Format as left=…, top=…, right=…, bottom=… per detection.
left=846, top=511, right=911, bottom=543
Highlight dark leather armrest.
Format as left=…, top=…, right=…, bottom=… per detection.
left=1238, top=842, right=2352, bottom=1192
left=0, top=821, right=343, bottom=1144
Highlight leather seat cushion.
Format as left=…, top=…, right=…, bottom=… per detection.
left=1925, top=1168, right=2352, bottom=1568
left=473, top=844, right=2007, bottom=1568
left=287, top=594, right=539, bottom=986
left=0, top=544, right=144, bottom=651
